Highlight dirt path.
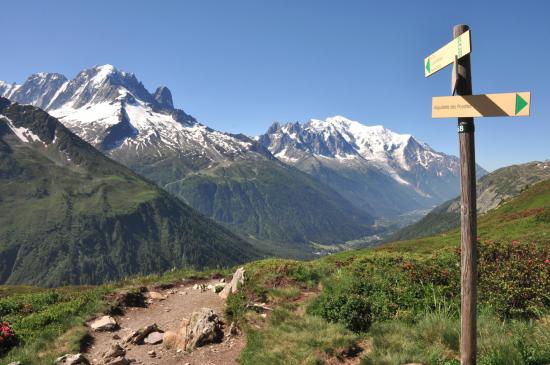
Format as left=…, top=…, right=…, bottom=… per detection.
left=85, top=279, right=245, bottom=365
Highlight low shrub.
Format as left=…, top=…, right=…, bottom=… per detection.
left=225, top=292, right=248, bottom=325
left=0, top=321, right=18, bottom=355
left=307, top=255, right=460, bottom=330
left=308, top=293, right=372, bottom=332
left=477, top=240, right=549, bottom=318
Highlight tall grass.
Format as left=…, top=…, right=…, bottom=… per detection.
left=361, top=311, right=550, bottom=365
left=239, top=307, right=361, bottom=365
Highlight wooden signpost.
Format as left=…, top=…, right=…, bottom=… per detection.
left=424, top=25, right=531, bottom=365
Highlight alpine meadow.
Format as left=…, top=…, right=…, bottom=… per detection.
left=0, top=1, right=548, bottom=365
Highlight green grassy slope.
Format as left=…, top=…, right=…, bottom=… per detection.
left=391, top=161, right=550, bottom=242
left=0, top=98, right=259, bottom=287
left=383, top=177, right=550, bottom=256
left=233, top=179, right=550, bottom=364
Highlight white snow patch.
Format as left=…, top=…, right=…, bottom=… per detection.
left=1, top=114, right=44, bottom=144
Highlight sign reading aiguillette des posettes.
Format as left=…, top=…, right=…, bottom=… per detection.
left=432, top=92, right=531, bottom=118
left=425, top=30, right=471, bottom=77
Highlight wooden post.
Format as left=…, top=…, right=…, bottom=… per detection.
left=454, top=24, right=477, bottom=365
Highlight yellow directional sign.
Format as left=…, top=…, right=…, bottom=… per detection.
left=432, top=92, right=531, bottom=118
left=425, top=30, right=471, bottom=77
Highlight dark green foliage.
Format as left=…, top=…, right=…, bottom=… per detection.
left=477, top=240, right=549, bottom=318
left=225, top=292, right=248, bottom=324
left=0, top=286, right=111, bottom=356
left=307, top=255, right=460, bottom=330
left=308, top=293, right=372, bottom=332
left=0, top=99, right=258, bottom=286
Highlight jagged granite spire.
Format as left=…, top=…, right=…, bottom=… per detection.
left=153, top=86, right=173, bottom=109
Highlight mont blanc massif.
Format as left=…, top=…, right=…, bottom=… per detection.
left=0, top=65, right=486, bottom=285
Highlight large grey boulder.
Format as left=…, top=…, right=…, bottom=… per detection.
left=184, top=308, right=224, bottom=350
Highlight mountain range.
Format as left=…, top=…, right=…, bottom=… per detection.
left=0, top=97, right=258, bottom=286
left=258, top=117, right=487, bottom=217
left=0, top=65, right=486, bottom=253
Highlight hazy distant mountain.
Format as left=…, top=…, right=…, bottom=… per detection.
left=390, top=161, right=550, bottom=241
left=0, top=66, right=375, bottom=252
left=0, top=97, right=259, bottom=286
left=258, top=116, right=487, bottom=217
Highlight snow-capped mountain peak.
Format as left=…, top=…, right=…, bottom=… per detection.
left=307, top=115, right=414, bottom=162
left=259, top=116, right=424, bottom=173
left=257, top=115, right=480, bottom=213
left=0, top=65, right=257, bottom=166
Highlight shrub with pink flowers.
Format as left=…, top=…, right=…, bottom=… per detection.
left=477, top=240, right=550, bottom=318
left=0, top=320, right=17, bottom=354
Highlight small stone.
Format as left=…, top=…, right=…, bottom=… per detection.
left=212, top=283, right=225, bottom=293
left=260, top=313, right=267, bottom=319
left=147, top=350, right=156, bottom=357
left=219, top=278, right=226, bottom=283
left=90, top=316, right=118, bottom=332
left=103, top=343, right=126, bottom=359
left=228, top=322, right=239, bottom=336
left=148, top=291, right=167, bottom=300
left=144, top=331, right=164, bottom=345
left=124, top=323, right=160, bottom=344
left=112, top=334, right=121, bottom=340
left=7, top=362, right=22, bottom=365
left=55, top=353, right=90, bottom=365
left=105, top=356, right=129, bottom=365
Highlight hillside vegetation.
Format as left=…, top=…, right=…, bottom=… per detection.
left=232, top=178, right=550, bottom=364
left=165, top=159, right=375, bottom=252
left=391, top=161, right=550, bottom=241
left=0, top=178, right=548, bottom=364
left=0, top=98, right=258, bottom=287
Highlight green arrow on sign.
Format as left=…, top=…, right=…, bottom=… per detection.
left=425, top=59, right=431, bottom=74
left=515, top=93, right=528, bottom=115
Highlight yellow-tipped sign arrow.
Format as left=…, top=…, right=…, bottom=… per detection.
left=425, top=30, right=471, bottom=77
left=432, top=92, right=531, bottom=118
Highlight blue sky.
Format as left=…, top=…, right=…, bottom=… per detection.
left=0, top=0, right=548, bottom=170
